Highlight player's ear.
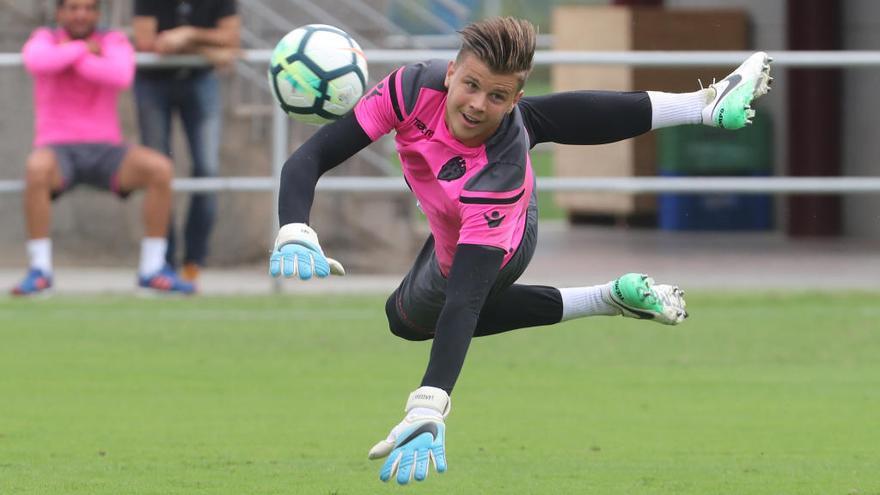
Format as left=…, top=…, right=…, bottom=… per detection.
left=509, top=89, right=524, bottom=113
left=444, top=60, right=455, bottom=89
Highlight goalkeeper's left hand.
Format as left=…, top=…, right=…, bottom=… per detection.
left=269, top=223, right=345, bottom=280
left=368, top=386, right=450, bottom=485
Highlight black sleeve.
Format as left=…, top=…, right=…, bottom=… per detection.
left=278, top=113, right=372, bottom=225
left=133, top=0, right=155, bottom=16
left=217, top=0, right=237, bottom=18
left=517, top=91, right=652, bottom=148
left=420, top=244, right=505, bottom=394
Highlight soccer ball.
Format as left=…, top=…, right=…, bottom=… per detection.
left=268, top=24, right=368, bottom=125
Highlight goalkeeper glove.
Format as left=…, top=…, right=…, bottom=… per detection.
left=368, top=386, right=450, bottom=485
left=269, top=223, right=345, bottom=280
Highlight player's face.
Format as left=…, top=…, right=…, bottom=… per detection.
left=444, top=53, right=525, bottom=147
left=56, top=0, right=100, bottom=40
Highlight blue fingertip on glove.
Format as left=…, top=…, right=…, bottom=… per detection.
left=269, top=242, right=330, bottom=280
left=380, top=422, right=447, bottom=485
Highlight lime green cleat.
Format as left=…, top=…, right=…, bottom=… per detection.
left=605, top=273, right=688, bottom=325
left=701, top=51, right=773, bottom=130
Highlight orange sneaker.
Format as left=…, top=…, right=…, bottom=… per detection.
left=181, top=262, right=201, bottom=283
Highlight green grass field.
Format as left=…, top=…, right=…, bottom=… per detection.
left=2, top=292, right=879, bottom=494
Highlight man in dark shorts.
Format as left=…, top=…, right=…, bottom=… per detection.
left=13, top=0, right=194, bottom=296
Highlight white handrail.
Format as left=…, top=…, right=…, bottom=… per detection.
left=3, top=50, right=880, bottom=67
left=2, top=50, right=878, bottom=198
left=2, top=177, right=880, bottom=194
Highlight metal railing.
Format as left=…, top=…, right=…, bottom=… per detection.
left=6, top=49, right=880, bottom=69
left=2, top=49, right=880, bottom=196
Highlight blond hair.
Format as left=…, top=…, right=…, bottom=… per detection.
left=457, top=17, right=537, bottom=87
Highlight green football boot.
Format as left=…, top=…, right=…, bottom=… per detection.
left=701, top=51, right=773, bottom=130
left=605, top=273, right=688, bottom=325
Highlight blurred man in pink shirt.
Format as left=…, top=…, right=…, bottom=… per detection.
left=13, top=0, right=194, bottom=295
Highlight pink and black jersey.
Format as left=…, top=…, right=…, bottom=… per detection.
left=355, top=60, right=535, bottom=275
left=276, top=59, right=652, bottom=273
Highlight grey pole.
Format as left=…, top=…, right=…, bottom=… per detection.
left=270, top=104, right=288, bottom=293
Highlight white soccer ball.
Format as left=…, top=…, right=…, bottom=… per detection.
left=268, top=24, right=369, bottom=125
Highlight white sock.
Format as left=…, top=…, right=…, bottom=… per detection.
left=27, top=238, right=52, bottom=275
left=558, top=283, right=620, bottom=321
left=139, top=237, right=167, bottom=277
left=647, top=90, right=711, bottom=129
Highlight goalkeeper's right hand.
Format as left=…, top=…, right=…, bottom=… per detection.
left=269, top=223, right=345, bottom=280
left=368, top=386, right=450, bottom=485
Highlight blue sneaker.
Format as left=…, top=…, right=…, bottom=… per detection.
left=138, top=264, right=196, bottom=295
left=11, top=268, right=53, bottom=296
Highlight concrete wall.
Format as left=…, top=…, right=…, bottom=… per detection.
left=0, top=1, right=422, bottom=273
left=664, top=0, right=790, bottom=231
left=2, top=0, right=878, bottom=276
left=669, top=0, right=880, bottom=239
left=0, top=71, right=279, bottom=269
left=0, top=3, right=282, bottom=268
left=841, top=1, right=880, bottom=239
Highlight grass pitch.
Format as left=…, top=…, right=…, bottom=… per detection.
left=1, top=292, right=879, bottom=494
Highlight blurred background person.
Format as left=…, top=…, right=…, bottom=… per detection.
left=132, top=0, right=241, bottom=285
left=12, top=0, right=194, bottom=296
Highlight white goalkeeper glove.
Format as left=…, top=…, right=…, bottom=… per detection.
left=368, top=386, right=450, bottom=485
left=269, top=223, right=345, bottom=280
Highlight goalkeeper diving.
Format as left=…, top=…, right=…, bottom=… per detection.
left=269, top=16, right=772, bottom=485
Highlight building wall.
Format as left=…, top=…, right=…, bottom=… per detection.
left=0, top=1, right=422, bottom=272
left=841, top=0, right=880, bottom=239
left=1, top=0, right=878, bottom=274
left=0, top=5, right=279, bottom=268
left=670, top=0, right=880, bottom=239
left=665, top=0, right=790, bottom=231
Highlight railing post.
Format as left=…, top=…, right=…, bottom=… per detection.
left=270, top=104, right=288, bottom=293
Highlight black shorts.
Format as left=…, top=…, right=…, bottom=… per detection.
left=388, top=191, right=539, bottom=335
left=48, top=143, right=131, bottom=199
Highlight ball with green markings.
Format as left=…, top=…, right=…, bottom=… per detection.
left=268, top=24, right=368, bottom=125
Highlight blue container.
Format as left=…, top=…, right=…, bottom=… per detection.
left=658, top=172, right=774, bottom=231
left=657, top=115, right=774, bottom=231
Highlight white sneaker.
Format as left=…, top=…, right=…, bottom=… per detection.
left=604, top=273, right=688, bottom=325
left=702, top=51, right=773, bottom=130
